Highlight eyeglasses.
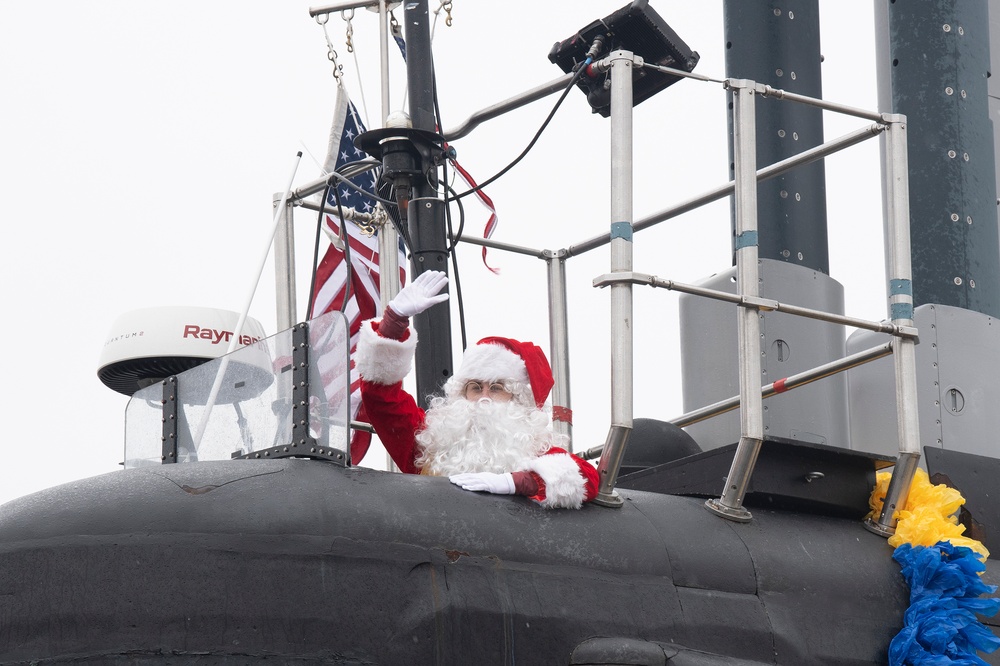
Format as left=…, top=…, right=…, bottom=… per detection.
left=463, top=380, right=514, bottom=402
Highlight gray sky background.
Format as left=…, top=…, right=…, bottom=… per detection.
left=0, top=1, right=884, bottom=505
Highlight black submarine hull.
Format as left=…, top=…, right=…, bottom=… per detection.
left=0, top=459, right=995, bottom=664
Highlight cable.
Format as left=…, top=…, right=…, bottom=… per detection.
left=307, top=182, right=333, bottom=318
left=327, top=169, right=397, bottom=207
left=447, top=57, right=591, bottom=202
left=431, top=59, right=468, bottom=350
left=332, top=185, right=354, bottom=314
left=444, top=182, right=468, bottom=350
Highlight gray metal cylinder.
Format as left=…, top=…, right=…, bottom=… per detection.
left=723, top=0, right=829, bottom=274
left=875, top=0, right=1000, bottom=317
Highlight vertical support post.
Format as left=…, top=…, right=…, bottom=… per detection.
left=706, top=80, right=765, bottom=523
left=866, top=114, right=921, bottom=536
left=161, top=376, right=178, bottom=464
left=273, top=194, right=297, bottom=332
left=593, top=50, right=635, bottom=508
left=377, top=0, right=402, bottom=311
left=545, top=248, right=573, bottom=448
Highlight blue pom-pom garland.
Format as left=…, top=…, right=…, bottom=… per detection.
left=888, top=541, right=1000, bottom=665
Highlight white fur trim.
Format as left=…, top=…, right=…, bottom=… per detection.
left=454, top=343, right=529, bottom=385
left=525, top=452, right=587, bottom=509
left=354, top=320, right=417, bottom=385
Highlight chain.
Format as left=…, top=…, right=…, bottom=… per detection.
left=317, top=13, right=343, bottom=80
left=342, top=9, right=355, bottom=54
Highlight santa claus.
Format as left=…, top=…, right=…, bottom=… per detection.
left=354, top=271, right=600, bottom=509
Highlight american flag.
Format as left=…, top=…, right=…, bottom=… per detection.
left=309, top=86, right=407, bottom=464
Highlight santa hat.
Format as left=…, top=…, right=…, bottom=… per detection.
left=450, top=337, right=554, bottom=409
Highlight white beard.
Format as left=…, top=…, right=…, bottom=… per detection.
left=414, top=397, right=555, bottom=476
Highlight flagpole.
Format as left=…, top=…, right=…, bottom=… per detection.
left=377, top=0, right=401, bottom=310
left=192, top=152, right=304, bottom=452
left=376, top=0, right=402, bottom=473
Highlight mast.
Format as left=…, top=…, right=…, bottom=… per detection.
left=723, top=0, right=829, bottom=273
left=875, top=0, right=1000, bottom=316
left=403, top=0, right=453, bottom=406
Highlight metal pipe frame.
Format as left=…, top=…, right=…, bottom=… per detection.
left=545, top=249, right=573, bottom=446
left=705, top=80, right=764, bottom=523
left=757, top=83, right=885, bottom=122
left=670, top=342, right=894, bottom=430
left=309, top=0, right=389, bottom=17
left=376, top=0, right=402, bottom=311
left=289, top=161, right=381, bottom=204
left=443, top=74, right=576, bottom=142
left=448, top=233, right=546, bottom=258
left=865, top=114, right=921, bottom=537
left=569, top=123, right=885, bottom=257
left=593, top=271, right=918, bottom=338
left=593, top=51, right=636, bottom=508
left=273, top=195, right=297, bottom=331
left=577, top=341, right=895, bottom=461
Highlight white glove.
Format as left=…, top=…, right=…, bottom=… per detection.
left=388, top=270, right=449, bottom=318
left=449, top=472, right=516, bottom=495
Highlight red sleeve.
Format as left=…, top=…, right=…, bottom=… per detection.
left=569, top=450, right=601, bottom=502
left=360, top=379, right=425, bottom=475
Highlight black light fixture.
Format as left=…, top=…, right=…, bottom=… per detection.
left=548, top=0, right=699, bottom=117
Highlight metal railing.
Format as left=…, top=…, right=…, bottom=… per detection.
left=278, top=51, right=921, bottom=534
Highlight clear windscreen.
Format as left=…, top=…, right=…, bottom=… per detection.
left=124, top=311, right=351, bottom=467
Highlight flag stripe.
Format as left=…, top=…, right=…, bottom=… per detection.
left=310, top=86, right=407, bottom=463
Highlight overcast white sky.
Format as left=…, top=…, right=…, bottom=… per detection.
left=0, top=1, right=884, bottom=505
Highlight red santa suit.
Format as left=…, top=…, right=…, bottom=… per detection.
left=354, top=316, right=600, bottom=509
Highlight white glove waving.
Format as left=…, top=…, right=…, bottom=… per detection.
left=389, top=270, right=449, bottom=318
left=450, top=472, right=516, bottom=495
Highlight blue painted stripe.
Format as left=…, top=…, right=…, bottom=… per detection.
left=735, top=230, right=758, bottom=250
left=611, top=222, right=633, bottom=241
left=891, top=302, right=914, bottom=320
left=889, top=279, right=912, bottom=296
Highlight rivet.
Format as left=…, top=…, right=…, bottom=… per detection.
left=776, top=68, right=784, bottom=77
left=788, top=10, right=795, bottom=19
left=794, top=193, right=801, bottom=201
left=773, top=8, right=781, bottom=16
left=961, top=89, right=967, bottom=98
left=970, top=279, right=976, bottom=288
left=948, top=149, right=957, bottom=158
left=790, top=71, right=797, bottom=80
left=778, top=129, right=786, bottom=137
left=951, top=213, right=960, bottom=222
left=963, top=152, right=970, bottom=161
left=954, top=276, right=963, bottom=285
left=958, top=26, right=965, bottom=35
left=780, top=190, right=788, bottom=198
left=943, top=23, right=952, bottom=33
left=781, top=249, right=790, bottom=257
left=792, top=131, right=799, bottom=140
left=946, top=86, right=954, bottom=95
